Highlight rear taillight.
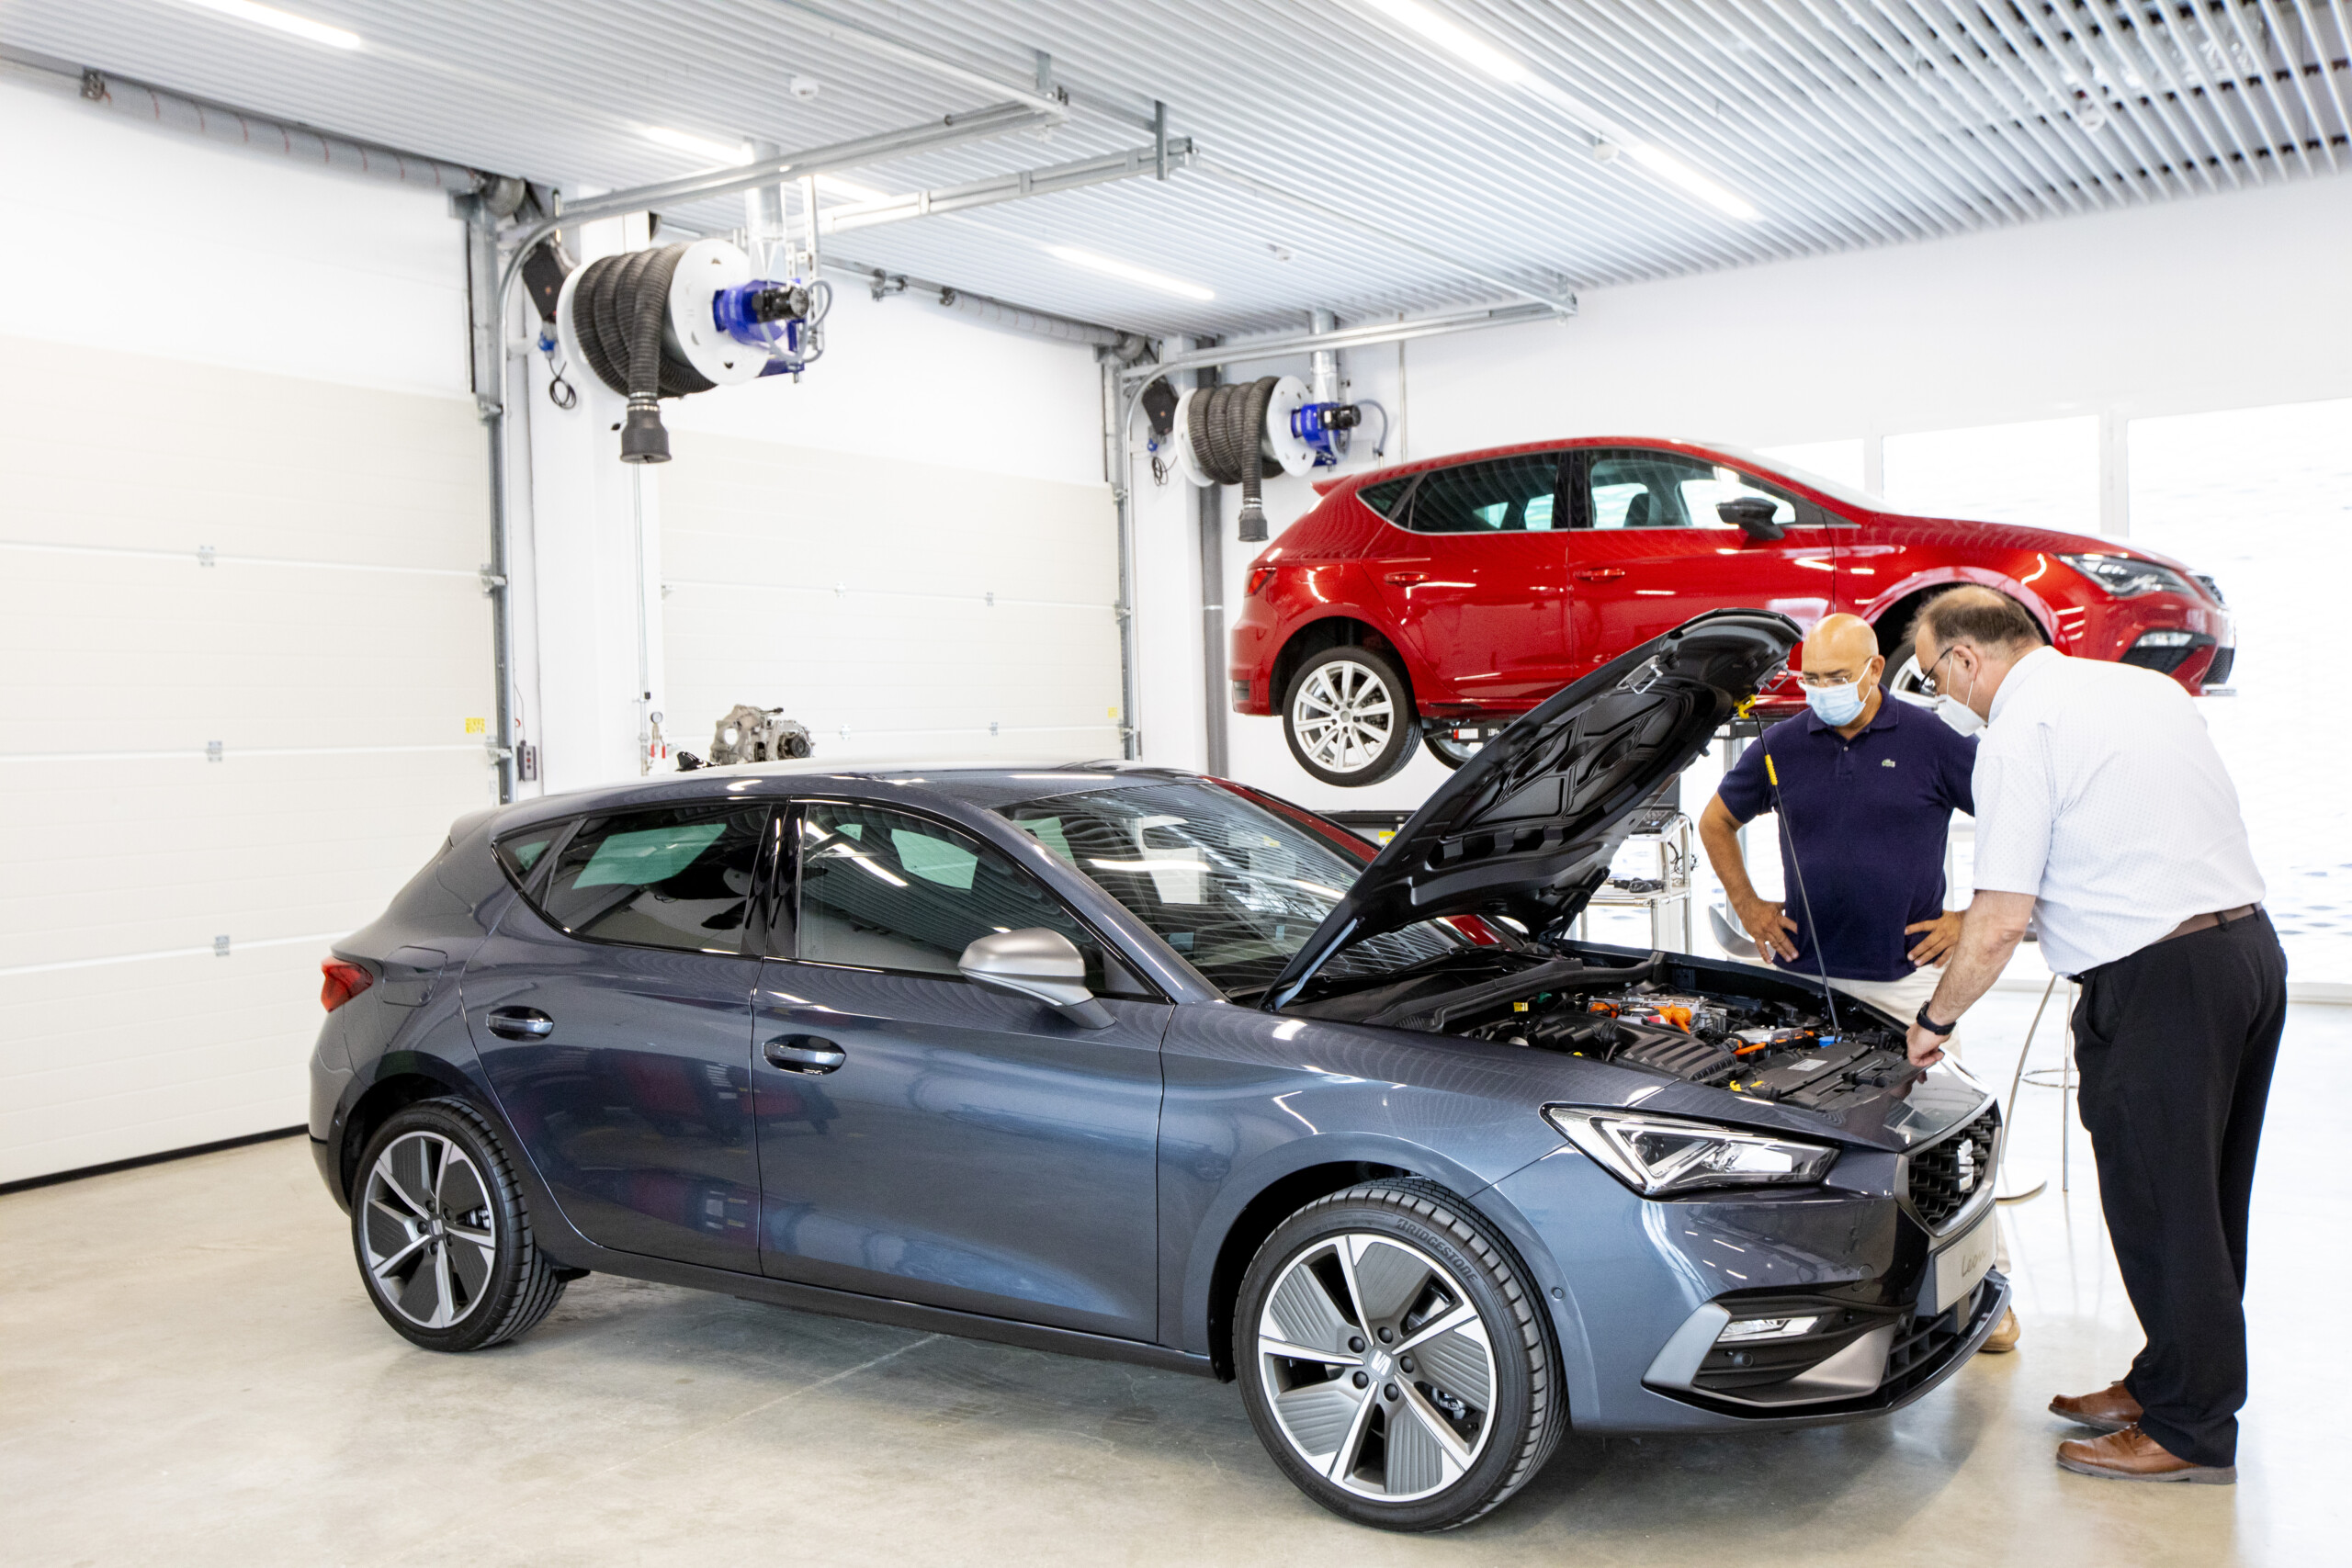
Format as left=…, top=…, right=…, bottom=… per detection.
left=1247, top=567, right=1276, bottom=596
left=321, top=959, right=373, bottom=1012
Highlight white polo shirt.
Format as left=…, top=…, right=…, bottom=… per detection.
left=1970, top=646, right=2264, bottom=976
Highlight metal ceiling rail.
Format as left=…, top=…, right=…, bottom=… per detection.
left=522, top=100, right=1057, bottom=239
left=823, top=137, right=1195, bottom=233
left=1122, top=299, right=1566, bottom=387
left=764, top=0, right=1074, bottom=118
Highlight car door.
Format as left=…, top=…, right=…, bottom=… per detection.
left=1365, top=451, right=1571, bottom=708
left=1563, top=446, right=1839, bottom=677
left=465, top=802, right=773, bottom=1273
left=752, top=798, right=1169, bottom=1342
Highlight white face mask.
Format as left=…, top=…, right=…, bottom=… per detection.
left=1932, top=655, right=1984, bottom=734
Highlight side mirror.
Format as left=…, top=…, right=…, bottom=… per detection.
left=1717, top=496, right=1786, bottom=541
left=957, top=928, right=1114, bottom=1028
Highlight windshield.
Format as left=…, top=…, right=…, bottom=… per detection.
left=997, top=781, right=1459, bottom=998
left=1706, top=442, right=1946, bottom=518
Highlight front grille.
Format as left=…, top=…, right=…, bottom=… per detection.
left=1905, top=1105, right=1999, bottom=1230
left=2193, top=572, right=2227, bottom=607
left=2203, top=647, right=2234, bottom=686
left=1879, top=1278, right=1997, bottom=1403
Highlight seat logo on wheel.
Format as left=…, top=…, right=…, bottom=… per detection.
left=1257, top=1233, right=1497, bottom=1502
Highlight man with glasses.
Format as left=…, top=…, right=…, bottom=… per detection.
left=1902, top=586, right=2279, bottom=1485
left=1699, top=612, right=2018, bottom=1353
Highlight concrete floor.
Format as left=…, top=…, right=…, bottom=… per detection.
left=4, top=991, right=2345, bottom=1567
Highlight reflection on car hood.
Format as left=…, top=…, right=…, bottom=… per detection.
left=1266, top=609, right=1800, bottom=1009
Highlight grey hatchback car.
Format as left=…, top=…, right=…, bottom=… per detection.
left=310, top=609, right=2007, bottom=1531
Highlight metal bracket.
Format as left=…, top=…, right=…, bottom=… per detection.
left=480, top=566, right=508, bottom=595
left=205, top=740, right=223, bottom=762
left=197, top=544, right=216, bottom=568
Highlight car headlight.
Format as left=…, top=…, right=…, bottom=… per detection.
left=2059, top=553, right=2196, bottom=599
left=1544, top=1108, right=1838, bottom=1197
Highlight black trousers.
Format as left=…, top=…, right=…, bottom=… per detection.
left=2072, top=910, right=2287, bottom=1468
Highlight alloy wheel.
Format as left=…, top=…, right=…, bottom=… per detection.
left=1257, top=1233, right=1498, bottom=1502
left=1292, top=661, right=1397, bottom=774
left=1885, top=651, right=1932, bottom=698
left=360, top=1131, right=499, bottom=1330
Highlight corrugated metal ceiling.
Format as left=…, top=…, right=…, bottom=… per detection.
left=6, top=1, right=2347, bottom=337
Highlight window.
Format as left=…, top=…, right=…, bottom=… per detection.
left=494, top=830, right=556, bottom=888
left=794, top=802, right=1143, bottom=995
left=1583, top=449, right=1807, bottom=530
left=1355, top=475, right=1414, bottom=521
left=536, top=806, right=767, bottom=954
left=1400, top=454, right=1563, bottom=534
left=999, top=781, right=1460, bottom=999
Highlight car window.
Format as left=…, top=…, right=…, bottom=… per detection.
left=1355, top=475, right=1414, bottom=521
left=794, top=802, right=1145, bottom=996
left=535, top=805, right=767, bottom=954
left=1400, top=454, right=1563, bottom=534
left=999, top=781, right=1460, bottom=998
left=493, top=830, right=557, bottom=888
left=1583, top=449, right=1805, bottom=530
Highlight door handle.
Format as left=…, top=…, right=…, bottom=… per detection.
left=1572, top=568, right=1625, bottom=581
left=764, top=1034, right=846, bottom=1074
left=1383, top=570, right=1427, bottom=584
left=486, top=1006, right=554, bottom=1041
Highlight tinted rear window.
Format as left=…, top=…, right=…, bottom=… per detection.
left=1355, top=476, right=1413, bottom=520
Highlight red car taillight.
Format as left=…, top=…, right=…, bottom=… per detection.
left=1247, top=567, right=1276, bottom=596
left=321, top=959, right=373, bottom=1012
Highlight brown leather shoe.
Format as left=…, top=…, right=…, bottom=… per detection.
left=2049, top=1380, right=2142, bottom=1433
left=1976, top=1307, right=2019, bottom=1354
left=2056, top=1427, right=2235, bottom=1484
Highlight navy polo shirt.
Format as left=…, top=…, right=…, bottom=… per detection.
left=1716, top=696, right=1977, bottom=983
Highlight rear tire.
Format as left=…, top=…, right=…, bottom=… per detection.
left=351, top=1098, right=568, bottom=1352
left=1235, top=1179, right=1563, bottom=1531
left=1283, top=645, right=1419, bottom=787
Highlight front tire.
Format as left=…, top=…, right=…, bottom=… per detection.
left=1283, top=646, right=1419, bottom=787
left=1236, top=1180, right=1563, bottom=1531
left=352, top=1097, right=569, bottom=1352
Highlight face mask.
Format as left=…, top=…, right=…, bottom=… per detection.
left=1804, top=679, right=1865, bottom=727
left=1935, top=694, right=1985, bottom=736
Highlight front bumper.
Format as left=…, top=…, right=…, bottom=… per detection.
left=1487, top=1133, right=2005, bottom=1433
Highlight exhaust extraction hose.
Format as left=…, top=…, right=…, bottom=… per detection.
left=569, top=243, right=716, bottom=463
left=1187, top=376, right=1283, bottom=541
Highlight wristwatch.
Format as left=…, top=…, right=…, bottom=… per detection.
left=1914, top=1004, right=1957, bottom=1037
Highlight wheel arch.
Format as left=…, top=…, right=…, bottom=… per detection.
left=1861, top=568, right=2060, bottom=660
left=332, top=1057, right=492, bottom=1209
left=1272, top=613, right=1437, bottom=718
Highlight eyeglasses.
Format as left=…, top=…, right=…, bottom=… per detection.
left=1917, top=645, right=1959, bottom=697
left=1795, top=667, right=1869, bottom=689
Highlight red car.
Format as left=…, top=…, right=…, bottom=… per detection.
left=1231, top=437, right=2233, bottom=784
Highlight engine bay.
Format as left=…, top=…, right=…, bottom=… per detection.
left=1286, top=946, right=1922, bottom=1111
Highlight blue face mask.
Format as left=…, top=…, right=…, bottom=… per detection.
left=1804, top=679, right=1865, bottom=727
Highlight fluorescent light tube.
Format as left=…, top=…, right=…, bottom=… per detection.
left=1625, top=142, right=1761, bottom=220
left=1046, top=245, right=1215, bottom=301
left=1362, top=0, right=1531, bottom=85
left=641, top=126, right=753, bottom=164
left=179, top=0, right=362, bottom=50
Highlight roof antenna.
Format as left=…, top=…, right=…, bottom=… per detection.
left=1764, top=750, right=1841, bottom=1032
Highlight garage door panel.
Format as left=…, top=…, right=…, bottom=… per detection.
left=1, top=335, right=493, bottom=1180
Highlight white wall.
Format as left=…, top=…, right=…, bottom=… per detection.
left=1141, top=174, right=2352, bottom=811
left=0, top=73, right=492, bottom=1182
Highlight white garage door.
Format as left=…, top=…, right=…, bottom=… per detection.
left=0, top=337, right=496, bottom=1184
left=661, top=429, right=1123, bottom=766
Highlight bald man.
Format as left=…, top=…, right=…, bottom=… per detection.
left=1700, top=612, right=2017, bottom=1352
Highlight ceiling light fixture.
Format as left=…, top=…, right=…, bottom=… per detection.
left=1046, top=244, right=1215, bottom=301
left=179, top=0, right=363, bottom=50
left=641, top=125, right=753, bottom=164
left=1362, top=0, right=1758, bottom=222
left=1623, top=142, right=1761, bottom=221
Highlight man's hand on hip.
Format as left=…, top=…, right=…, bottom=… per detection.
left=1735, top=896, right=1800, bottom=962
left=1905, top=910, right=1966, bottom=968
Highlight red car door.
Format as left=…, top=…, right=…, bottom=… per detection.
left=1563, top=446, right=1841, bottom=677
left=1365, top=451, right=1572, bottom=709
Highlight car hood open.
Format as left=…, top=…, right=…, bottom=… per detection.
left=1265, top=609, right=1800, bottom=1009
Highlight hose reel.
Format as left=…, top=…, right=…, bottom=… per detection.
left=524, top=235, right=830, bottom=464
left=1157, top=374, right=1386, bottom=541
